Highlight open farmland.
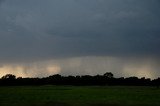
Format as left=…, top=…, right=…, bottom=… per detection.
left=0, top=86, right=160, bottom=106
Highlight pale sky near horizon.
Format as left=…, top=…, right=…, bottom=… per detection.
left=0, top=0, right=160, bottom=78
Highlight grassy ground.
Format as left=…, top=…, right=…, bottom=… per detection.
left=0, top=86, right=160, bottom=106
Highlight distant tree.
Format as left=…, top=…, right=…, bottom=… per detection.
left=1, top=74, right=16, bottom=80
left=103, top=72, right=114, bottom=78
left=153, top=78, right=160, bottom=88
left=0, top=73, right=157, bottom=86
left=17, top=77, right=23, bottom=79
left=49, top=74, right=61, bottom=79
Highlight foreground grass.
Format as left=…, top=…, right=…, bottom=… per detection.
left=0, top=86, right=160, bottom=106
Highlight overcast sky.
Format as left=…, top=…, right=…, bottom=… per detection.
left=0, top=0, right=160, bottom=78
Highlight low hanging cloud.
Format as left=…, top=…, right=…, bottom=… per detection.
left=0, top=0, right=160, bottom=78
left=0, top=56, right=159, bottom=79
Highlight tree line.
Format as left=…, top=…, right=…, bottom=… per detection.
left=0, top=72, right=160, bottom=87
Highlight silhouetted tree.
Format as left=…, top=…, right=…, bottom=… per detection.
left=0, top=72, right=159, bottom=86
left=152, top=78, right=160, bottom=88
left=1, top=74, right=16, bottom=80
left=103, top=72, right=114, bottom=78
left=0, top=74, right=16, bottom=86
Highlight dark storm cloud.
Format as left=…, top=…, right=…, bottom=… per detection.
left=0, top=0, right=4, bottom=6
left=0, top=0, right=4, bottom=3
left=0, top=0, right=160, bottom=62
left=0, top=0, right=160, bottom=78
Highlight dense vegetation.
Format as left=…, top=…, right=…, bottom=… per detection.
left=0, top=72, right=160, bottom=87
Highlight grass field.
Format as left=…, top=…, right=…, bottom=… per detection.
left=0, top=86, right=160, bottom=106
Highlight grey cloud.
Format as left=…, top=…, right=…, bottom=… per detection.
left=0, top=0, right=4, bottom=3
left=0, top=0, right=160, bottom=78
left=0, top=0, right=160, bottom=62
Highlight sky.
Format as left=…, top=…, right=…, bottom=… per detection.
left=0, top=0, right=160, bottom=78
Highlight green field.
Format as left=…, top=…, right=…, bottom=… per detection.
left=0, top=86, right=160, bottom=106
